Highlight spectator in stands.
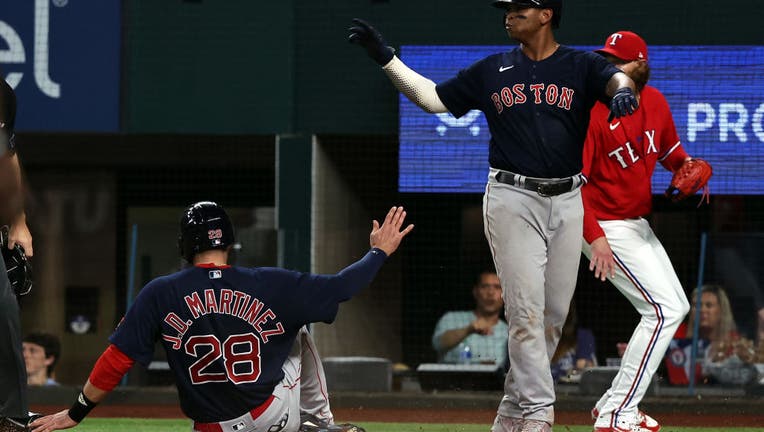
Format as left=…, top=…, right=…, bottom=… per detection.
left=666, top=284, right=757, bottom=385
left=432, top=270, right=507, bottom=365
left=23, top=332, right=61, bottom=386
left=709, top=196, right=764, bottom=345
left=550, top=301, right=597, bottom=383
left=682, top=285, right=738, bottom=342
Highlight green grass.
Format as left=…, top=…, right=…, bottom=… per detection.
left=74, top=418, right=764, bottom=432
left=355, top=426, right=764, bottom=432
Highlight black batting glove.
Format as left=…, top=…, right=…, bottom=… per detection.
left=348, top=18, right=395, bottom=66
left=608, top=87, right=639, bottom=122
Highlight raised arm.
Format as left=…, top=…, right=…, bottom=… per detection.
left=605, top=71, right=638, bottom=122
left=320, top=206, right=414, bottom=303
left=349, top=18, right=448, bottom=113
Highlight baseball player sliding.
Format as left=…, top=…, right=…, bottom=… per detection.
left=349, top=1, right=638, bottom=431
left=582, top=31, right=694, bottom=432
left=30, top=202, right=413, bottom=432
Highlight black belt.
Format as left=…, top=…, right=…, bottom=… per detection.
left=495, top=171, right=579, bottom=197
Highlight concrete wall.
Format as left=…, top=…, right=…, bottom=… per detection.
left=310, top=136, right=403, bottom=361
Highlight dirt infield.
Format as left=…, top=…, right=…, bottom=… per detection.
left=30, top=405, right=764, bottom=427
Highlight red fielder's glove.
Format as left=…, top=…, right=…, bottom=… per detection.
left=665, top=158, right=713, bottom=206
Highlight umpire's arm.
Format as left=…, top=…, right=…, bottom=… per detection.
left=0, top=152, right=24, bottom=224
left=0, top=152, right=32, bottom=256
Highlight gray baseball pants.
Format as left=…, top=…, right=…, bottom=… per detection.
left=484, top=168, right=583, bottom=426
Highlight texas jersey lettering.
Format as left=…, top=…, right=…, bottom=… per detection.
left=582, top=85, right=686, bottom=228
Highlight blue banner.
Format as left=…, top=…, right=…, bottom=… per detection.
left=400, top=45, right=764, bottom=194
left=0, top=0, right=121, bottom=132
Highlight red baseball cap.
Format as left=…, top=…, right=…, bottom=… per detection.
left=596, top=31, right=648, bottom=62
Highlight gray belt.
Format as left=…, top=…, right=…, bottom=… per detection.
left=495, top=170, right=583, bottom=197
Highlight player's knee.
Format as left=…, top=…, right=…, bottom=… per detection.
left=674, top=294, right=691, bottom=319
left=664, top=302, right=690, bottom=327
left=679, top=297, right=691, bottom=317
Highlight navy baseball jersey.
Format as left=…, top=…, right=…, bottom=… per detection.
left=109, top=249, right=386, bottom=423
left=436, top=46, right=619, bottom=178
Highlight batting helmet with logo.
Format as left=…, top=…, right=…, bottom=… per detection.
left=178, top=201, right=235, bottom=263
left=492, top=0, right=562, bottom=28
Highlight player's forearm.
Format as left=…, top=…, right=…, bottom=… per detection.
left=660, top=143, right=689, bottom=172
left=382, top=56, right=449, bottom=113
left=605, top=71, right=636, bottom=98
left=65, top=379, right=107, bottom=424
left=88, top=344, right=135, bottom=391
left=581, top=191, right=605, bottom=244
left=82, top=380, right=110, bottom=404
left=329, top=248, right=388, bottom=300
left=437, top=327, right=472, bottom=351
left=67, top=345, right=135, bottom=423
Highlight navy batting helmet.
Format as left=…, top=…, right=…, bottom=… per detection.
left=492, top=0, right=562, bottom=28
left=178, top=201, right=235, bottom=263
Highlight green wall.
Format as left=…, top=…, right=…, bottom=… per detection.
left=124, top=1, right=294, bottom=133
left=125, top=0, right=763, bottom=135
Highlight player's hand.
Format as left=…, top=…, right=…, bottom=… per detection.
left=370, top=206, right=414, bottom=256
left=348, top=18, right=395, bottom=66
left=616, top=342, right=628, bottom=357
left=8, top=216, right=33, bottom=257
left=29, top=410, right=78, bottom=432
left=470, top=318, right=494, bottom=336
left=608, top=87, right=638, bottom=122
left=588, top=236, right=615, bottom=281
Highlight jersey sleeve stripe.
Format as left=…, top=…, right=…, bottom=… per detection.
left=658, top=141, right=682, bottom=162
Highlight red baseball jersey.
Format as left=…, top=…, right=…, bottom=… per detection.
left=582, top=85, right=688, bottom=243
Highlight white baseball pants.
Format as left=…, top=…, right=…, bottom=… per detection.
left=583, top=218, right=690, bottom=429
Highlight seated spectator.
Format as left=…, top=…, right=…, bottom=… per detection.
left=682, top=285, right=746, bottom=347
left=665, top=285, right=757, bottom=385
left=431, top=270, right=507, bottom=365
left=551, top=301, right=597, bottom=383
left=23, top=332, right=61, bottom=386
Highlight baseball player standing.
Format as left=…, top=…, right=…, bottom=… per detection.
left=582, top=31, right=692, bottom=432
left=0, top=78, right=39, bottom=432
left=349, top=1, right=637, bottom=431
left=31, top=202, right=413, bottom=432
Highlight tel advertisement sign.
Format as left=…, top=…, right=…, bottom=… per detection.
left=0, top=0, right=121, bottom=132
left=399, top=45, right=764, bottom=195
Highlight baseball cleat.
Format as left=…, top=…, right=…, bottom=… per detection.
left=635, top=411, right=660, bottom=432
left=591, top=409, right=659, bottom=432
left=299, top=414, right=366, bottom=432
left=594, top=427, right=655, bottom=432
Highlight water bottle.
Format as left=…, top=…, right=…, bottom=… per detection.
left=459, top=343, right=472, bottom=364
